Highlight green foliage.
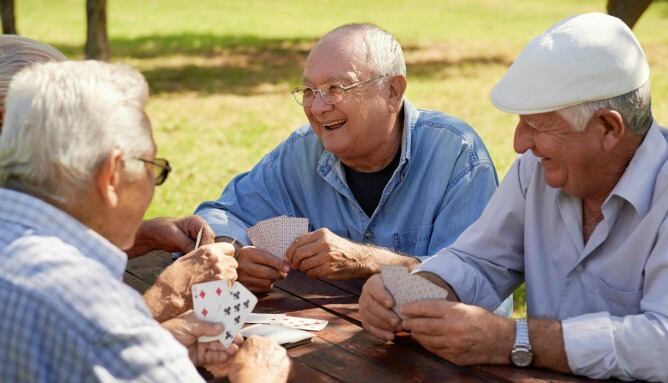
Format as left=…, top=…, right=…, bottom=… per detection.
left=15, top=0, right=668, bottom=314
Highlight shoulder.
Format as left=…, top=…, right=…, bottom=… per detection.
left=1, top=235, right=153, bottom=341
left=412, top=108, right=493, bottom=167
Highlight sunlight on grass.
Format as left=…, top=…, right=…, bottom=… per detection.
left=15, top=0, right=668, bottom=314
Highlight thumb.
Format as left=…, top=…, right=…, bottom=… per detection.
left=190, top=320, right=225, bottom=337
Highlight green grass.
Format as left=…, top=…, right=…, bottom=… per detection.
left=14, top=1, right=668, bottom=315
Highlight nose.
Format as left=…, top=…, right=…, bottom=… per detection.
left=513, top=119, right=534, bottom=154
left=308, top=90, right=334, bottom=115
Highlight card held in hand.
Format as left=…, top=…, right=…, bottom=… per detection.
left=380, top=265, right=448, bottom=319
left=192, top=280, right=258, bottom=347
left=247, top=216, right=309, bottom=260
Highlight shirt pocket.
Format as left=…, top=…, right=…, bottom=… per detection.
left=393, top=224, right=433, bottom=256
left=594, top=275, right=642, bottom=316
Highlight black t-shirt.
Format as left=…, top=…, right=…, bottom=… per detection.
left=342, top=150, right=401, bottom=217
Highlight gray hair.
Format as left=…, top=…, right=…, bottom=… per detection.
left=0, top=61, right=154, bottom=205
left=324, top=23, right=406, bottom=78
left=0, top=35, right=66, bottom=107
left=558, top=81, right=653, bottom=135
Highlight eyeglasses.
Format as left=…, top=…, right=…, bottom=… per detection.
left=136, top=158, right=171, bottom=186
left=290, top=76, right=387, bottom=107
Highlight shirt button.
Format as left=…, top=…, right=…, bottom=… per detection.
left=575, top=265, right=584, bottom=272
left=364, top=231, right=372, bottom=240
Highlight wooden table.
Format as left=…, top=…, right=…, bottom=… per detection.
left=125, top=251, right=592, bottom=383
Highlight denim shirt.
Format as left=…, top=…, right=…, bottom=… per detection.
left=196, top=100, right=514, bottom=313
left=197, top=100, right=497, bottom=256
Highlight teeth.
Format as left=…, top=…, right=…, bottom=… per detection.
left=322, top=120, right=345, bottom=127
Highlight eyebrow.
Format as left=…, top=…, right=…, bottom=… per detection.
left=302, top=75, right=357, bottom=86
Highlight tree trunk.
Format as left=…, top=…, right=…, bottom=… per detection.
left=607, top=0, right=653, bottom=29
left=0, top=0, right=17, bottom=35
left=85, top=0, right=109, bottom=61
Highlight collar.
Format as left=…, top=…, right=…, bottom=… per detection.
left=606, top=121, right=668, bottom=217
left=317, top=99, right=418, bottom=176
left=0, top=188, right=127, bottom=278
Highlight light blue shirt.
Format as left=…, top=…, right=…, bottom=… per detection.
left=0, top=188, right=204, bottom=382
left=418, top=122, right=668, bottom=381
left=196, top=100, right=512, bottom=315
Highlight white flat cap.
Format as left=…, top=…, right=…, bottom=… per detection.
left=491, top=12, right=650, bottom=114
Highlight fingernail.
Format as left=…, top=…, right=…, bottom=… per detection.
left=282, top=264, right=290, bottom=272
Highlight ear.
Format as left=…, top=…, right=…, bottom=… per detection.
left=594, top=109, right=625, bottom=152
left=387, top=75, right=407, bottom=113
left=94, top=149, right=125, bottom=208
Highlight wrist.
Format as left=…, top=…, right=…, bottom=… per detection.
left=492, top=316, right=516, bottom=365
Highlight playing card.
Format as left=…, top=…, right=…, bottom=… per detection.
left=192, top=280, right=257, bottom=346
left=381, top=265, right=448, bottom=318
left=215, top=282, right=258, bottom=347
left=241, top=324, right=314, bottom=347
left=246, top=313, right=288, bottom=324
left=247, top=216, right=309, bottom=259
left=277, top=315, right=328, bottom=331
left=192, top=280, right=228, bottom=322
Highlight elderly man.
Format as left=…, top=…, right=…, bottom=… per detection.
left=359, top=13, right=668, bottom=381
left=0, top=61, right=290, bottom=382
left=196, top=23, right=512, bottom=314
left=0, top=34, right=235, bottom=322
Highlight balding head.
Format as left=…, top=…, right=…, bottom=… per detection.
left=308, top=24, right=406, bottom=79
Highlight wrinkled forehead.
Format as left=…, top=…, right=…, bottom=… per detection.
left=303, top=32, right=373, bottom=85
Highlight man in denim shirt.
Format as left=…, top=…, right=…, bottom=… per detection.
left=196, top=23, right=511, bottom=315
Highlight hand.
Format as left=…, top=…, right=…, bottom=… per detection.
left=285, top=228, right=372, bottom=280
left=401, top=300, right=514, bottom=366
left=237, top=246, right=290, bottom=293
left=127, top=216, right=215, bottom=257
left=228, top=336, right=292, bottom=383
left=359, top=274, right=403, bottom=341
left=161, top=310, right=242, bottom=367
left=147, top=242, right=238, bottom=321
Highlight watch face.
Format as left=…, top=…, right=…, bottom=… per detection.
left=511, top=349, right=533, bottom=367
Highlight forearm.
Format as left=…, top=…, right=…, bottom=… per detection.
left=144, top=279, right=186, bottom=322
left=360, top=245, right=420, bottom=277
left=529, top=319, right=571, bottom=373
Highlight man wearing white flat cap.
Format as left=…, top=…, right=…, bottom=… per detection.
left=358, top=12, right=668, bottom=381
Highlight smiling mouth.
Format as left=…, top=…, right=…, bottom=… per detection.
left=322, top=119, right=346, bottom=131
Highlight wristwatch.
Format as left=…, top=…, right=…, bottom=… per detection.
left=511, top=318, right=533, bottom=367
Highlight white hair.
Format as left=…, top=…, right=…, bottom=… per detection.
left=325, top=23, right=406, bottom=78
left=0, top=35, right=66, bottom=107
left=558, top=81, right=653, bottom=135
left=0, top=61, right=154, bottom=205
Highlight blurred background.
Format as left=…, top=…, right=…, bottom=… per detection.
left=10, top=0, right=668, bottom=314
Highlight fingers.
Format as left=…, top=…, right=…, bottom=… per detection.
left=181, top=313, right=225, bottom=338
left=360, top=275, right=402, bottom=341
left=285, top=231, right=319, bottom=263
left=402, top=317, right=447, bottom=335
left=196, top=341, right=235, bottom=366
left=237, top=274, right=275, bottom=293
left=400, top=299, right=454, bottom=319
left=241, top=247, right=290, bottom=272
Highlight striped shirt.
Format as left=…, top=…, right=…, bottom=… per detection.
left=0, top=188, right=205, bottom=382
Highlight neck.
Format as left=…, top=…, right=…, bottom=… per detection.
left=341, top=112, right=404, bottom=172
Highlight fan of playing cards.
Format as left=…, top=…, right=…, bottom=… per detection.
left=247, top=216, right=309, bottom=259
left=381, top=265, right=449, bottom=318
left=192, top=280, right=258, bottom=347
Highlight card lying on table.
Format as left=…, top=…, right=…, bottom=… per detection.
left=241, top=324, right=314, bottom=349
left=247, top=216, right=309, bottom=260
left=246, top=313, right=328, bottom=331
left=192, top=280, right=257, bottom=347
left=380, top=265, right=448, bottom=319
